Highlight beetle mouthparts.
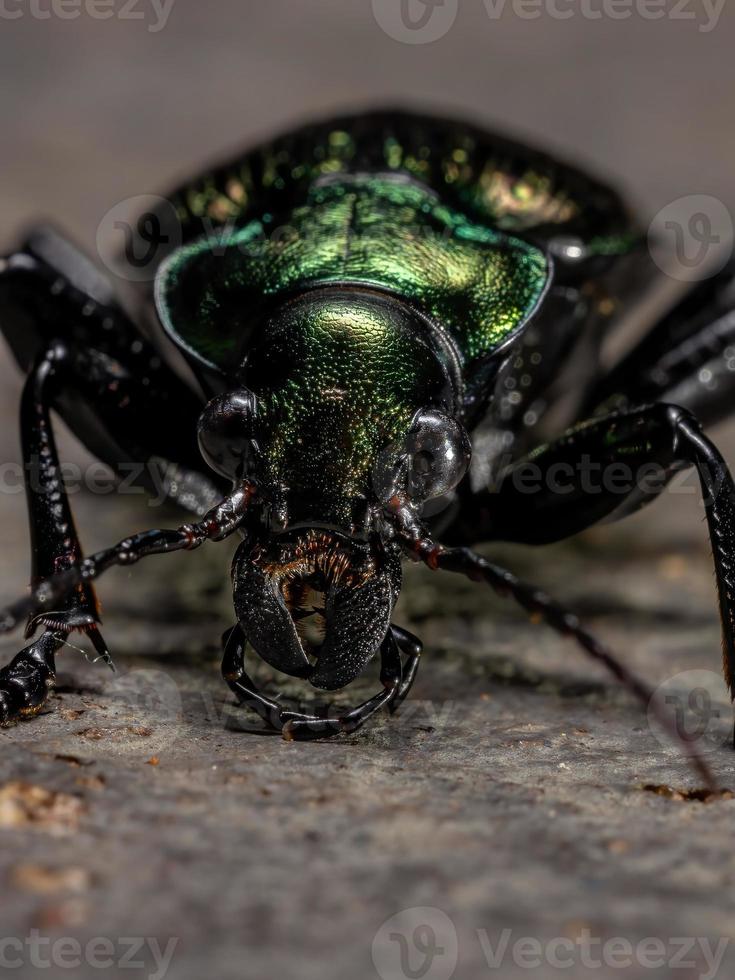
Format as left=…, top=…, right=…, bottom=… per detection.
left=231, top=530, right=401, bottom=690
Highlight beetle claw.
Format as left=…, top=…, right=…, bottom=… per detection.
left=87, top=624, right=115, bottom=672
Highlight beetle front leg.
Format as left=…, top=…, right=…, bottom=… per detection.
left=21, top=344, right=108, bottom=655
left=0, top=346, right=111, bottom=727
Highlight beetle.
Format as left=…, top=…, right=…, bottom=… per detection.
left=0, top=110, right=734, bottom=775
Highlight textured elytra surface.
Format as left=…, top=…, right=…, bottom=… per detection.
left=158, top=173, right=550, bottom=373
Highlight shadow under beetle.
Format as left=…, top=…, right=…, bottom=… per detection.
left=1, top=111, right=734, bottom=778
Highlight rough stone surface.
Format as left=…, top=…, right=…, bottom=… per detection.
left=3, top=456, right=735, bottom=980
left=2, top=6, right=735, bottom=980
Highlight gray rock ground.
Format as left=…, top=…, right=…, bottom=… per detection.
left=2, top=5, right=735, bottom=980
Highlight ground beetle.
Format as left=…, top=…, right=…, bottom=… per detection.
left=1, top=111, right=734, bottom=779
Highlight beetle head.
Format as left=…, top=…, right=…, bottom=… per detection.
left=195, top=288, right=470, bottom=689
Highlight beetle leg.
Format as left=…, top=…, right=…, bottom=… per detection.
left=220, top=625, right=286, bottom=731
left=0, top=228, right=228, bottom=722
left=221, top=625, right=405, bottom=740
left=450, top=403, right=735, bottom=705
left=0, top=345, right=112, bottom=727
left=586, top=257, right=735, bottom=427
left=20, top=345, right=108, bottom=654
left=0, top=228, right=213, bottom=508
left=389, top=624, right=423, bottom=712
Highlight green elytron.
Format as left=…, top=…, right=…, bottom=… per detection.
left=1, top=112, right=733, bottom=779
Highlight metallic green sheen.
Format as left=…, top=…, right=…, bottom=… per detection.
left=155, top=175, right=549, bottom=378
left=245, top=289, right=453, bottom=529
left=159, top=112, right=636, bottom=257
left=146, top=111, right=641, bottom=532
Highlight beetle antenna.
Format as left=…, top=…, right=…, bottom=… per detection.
left=0, top=481, right=256, bottom=639
left=49, top=630, right=116, bottom=671
left=386, top=499, right=720, bottom=793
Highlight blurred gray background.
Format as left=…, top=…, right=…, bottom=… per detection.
left=2, top=4, right=735, bottom=980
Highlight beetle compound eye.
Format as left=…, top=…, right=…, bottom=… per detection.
left=197, top=388, right=257, bottom=479
left=405, top=410, right=471, bottom=501
left=374, top=410, right=471, bottom=507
